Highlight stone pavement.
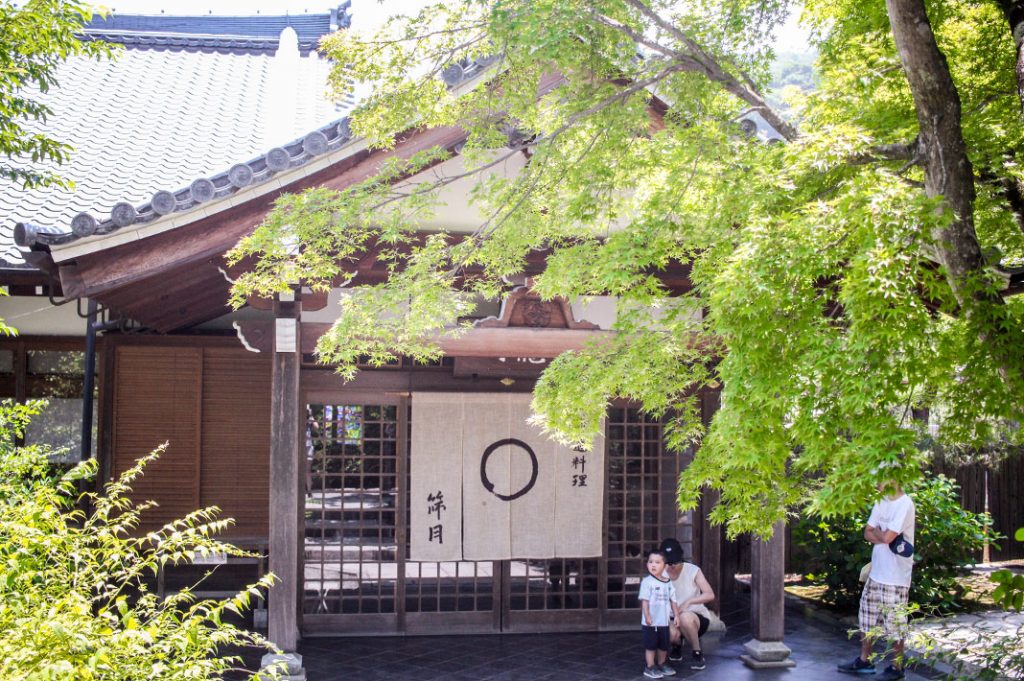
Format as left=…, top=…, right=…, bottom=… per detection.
left=909, top=608, right=1024, bottom=678
left=294, top=595, right=934, bottom=681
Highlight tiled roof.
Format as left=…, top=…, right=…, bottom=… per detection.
left=0, top=22, right=355, bottom=263
left=9, top=55, right=495, bottom=256
left=82, top=4, right=351, bottom=55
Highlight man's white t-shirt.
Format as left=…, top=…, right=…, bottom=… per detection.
left=867, top=492, right=916, bottom=588
left=638, top=575, right=676, bottom=626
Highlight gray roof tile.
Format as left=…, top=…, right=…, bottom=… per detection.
left=83, top=5, right=351, bottom=55
left=0, top=40, right=354, bottom=263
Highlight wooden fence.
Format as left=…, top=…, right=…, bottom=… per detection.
left=932, top=456, right=1024, bottom=562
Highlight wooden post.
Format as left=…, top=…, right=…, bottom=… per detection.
left=719, top=527, right=739, bottom=604
left=741, top=520, right=795, bottom=668
left=268, top=293, right=301, bottom=653
left=697, top=389, right=723, bottom=614
left=699, top=488, right=723, bottom=615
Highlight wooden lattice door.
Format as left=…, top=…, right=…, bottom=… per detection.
left=301, top=396, right=688, bottom=635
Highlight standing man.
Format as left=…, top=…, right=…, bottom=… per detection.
left=838, top=479, right=916, bottom=680
left=659, top=538, right=715, bottom=671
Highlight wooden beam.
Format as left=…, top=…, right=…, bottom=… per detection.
left=235, top=320, right=614, bottom=356
left=301, top=366, right=537, bottom=395
left=436, top=327, right=613, bottom=357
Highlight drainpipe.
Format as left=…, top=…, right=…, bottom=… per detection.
left=81, top=299, right=97, bottom=461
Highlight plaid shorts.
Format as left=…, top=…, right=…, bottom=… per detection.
left=859, top=578, right=910, bottom=639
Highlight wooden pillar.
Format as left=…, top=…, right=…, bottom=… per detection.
left=719, top=526, right=739, bottom=604
left=697, top=389, right=723, bottom=614
left=699, top=488, right=723, bottom=615
left=741, top=520, right=795, bottom=668
left=268, top=294, right=301, bottom=652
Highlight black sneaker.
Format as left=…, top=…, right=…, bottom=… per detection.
left=876, top=665, right=904, bottom=680
left=690, top=650, right=706, bottom=670
left=838, top=657, right=876, bottom=674
left=668, top=644, right=683, bottom=662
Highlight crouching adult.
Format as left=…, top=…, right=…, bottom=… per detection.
left=659, top=538, right=715, bottom=671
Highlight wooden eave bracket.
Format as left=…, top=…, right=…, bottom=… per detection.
left=246, top=288, right=329, bottom=312
left=473, top=285, right=599, bottom=330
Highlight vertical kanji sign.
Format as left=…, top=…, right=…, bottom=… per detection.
left=409, top=393, right=463, bottom=562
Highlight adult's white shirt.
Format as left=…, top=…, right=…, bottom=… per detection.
left=663, top=563, right=713, bottom=619
left=867, top=492, right=916, bottom=588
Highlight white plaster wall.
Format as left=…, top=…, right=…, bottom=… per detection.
left=571, top=297, right=616, bottom=329
left=0, top=296, right=88, bottom=336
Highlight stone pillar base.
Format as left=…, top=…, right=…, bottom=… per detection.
left=740, top=639, right=796, bottom=669
left=261, top=652, right=306, bottom=680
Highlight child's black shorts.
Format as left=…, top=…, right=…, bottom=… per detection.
left=641, top=624, right=670, bottom=651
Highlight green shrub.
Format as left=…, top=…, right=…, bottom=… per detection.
left=793, top=475, right=993, bottom=613
left=910, top=475, right=994, bottom=612
left=0, top=400, right=279, bottom=680
left=792, top=509, right=872, bottom=611
left=991, top=527, right=1024, bottom=611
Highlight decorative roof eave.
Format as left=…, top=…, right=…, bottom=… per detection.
left=77, top=3, right=352, bottom=56
left=16, top=55, right=498, bottom=263
left=20, top=117, right=357, bottom=255
left=81, top=30, right=325, bottom=56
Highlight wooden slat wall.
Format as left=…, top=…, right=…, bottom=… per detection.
left=112, top=346, right=202, bottom=531
left=990, top=455, right=1024, bottom=561
left=200, top=347, right=271, bottom=538
left=953, top=463, right=987, bottom=516
left=952, top=463, right=988, bottom=563
left=933, top=457, right=1024, bottom=562
left=111, top=343, right=271, bottom=538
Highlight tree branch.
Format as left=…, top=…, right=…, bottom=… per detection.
left=590, top=10, right=681, bottom=60
left=886, top=0, right=1014, bottom=376
left=620, top=0, right=799, bottom=142
left=846, top=138, right=921, bottom=166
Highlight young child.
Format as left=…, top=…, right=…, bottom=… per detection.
left=639, top=550, right=681, bottom=678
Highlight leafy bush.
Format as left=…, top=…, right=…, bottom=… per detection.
left=0, top=400, right=278, bottom=680
left=791, top=508, right=871, bottom=611
left=909, top=475, right=994, bottom=612
left=793, top=475, right=993, bottom=613
left=991, top=527, right=1024, bottom=610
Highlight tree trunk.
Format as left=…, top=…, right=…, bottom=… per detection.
left=885, top=0, right=993, bottom=315
left=998, top=0, right=1024, bottom=115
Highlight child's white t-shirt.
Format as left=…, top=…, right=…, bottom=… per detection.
left=867, top=492, right=916, bottom=588
left=638, top=575, right=676, bottom=626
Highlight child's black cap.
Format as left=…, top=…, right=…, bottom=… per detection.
left=659, top=537, right=684, bottom=565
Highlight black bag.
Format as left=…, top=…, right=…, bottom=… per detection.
left=889, top=533, right=913, bottom=558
